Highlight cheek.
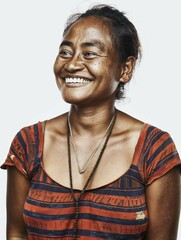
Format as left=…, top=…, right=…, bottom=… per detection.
left=53, top=57, right=64, bottom=75
left=88, top=61, right=106, bottom=76
left=53, top=58, right=59, bottom=74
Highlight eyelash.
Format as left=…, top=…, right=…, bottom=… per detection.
left=83, top=52, right=97, bottom=58
left=58, top=50, right=98, bottom=60
left=59, top=50, right=72, bottom=58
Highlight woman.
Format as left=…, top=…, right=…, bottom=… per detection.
left=1, top=4, right=181, bottom=240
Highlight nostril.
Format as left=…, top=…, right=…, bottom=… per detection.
left=65, top=61, right=84, bottom=72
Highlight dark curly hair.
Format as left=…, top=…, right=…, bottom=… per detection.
left=63, top=4, right=142, bottom=100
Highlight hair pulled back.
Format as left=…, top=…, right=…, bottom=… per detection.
left=63, top=4, right=142, bottom=99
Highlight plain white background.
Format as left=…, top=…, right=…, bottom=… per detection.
left=0, top=0, right=180, bottom=239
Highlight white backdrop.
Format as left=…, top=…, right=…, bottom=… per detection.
left=0, top=0, right=180, bottom=239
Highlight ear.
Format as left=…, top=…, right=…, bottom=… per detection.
left=119, top=56, right=136, bottom=83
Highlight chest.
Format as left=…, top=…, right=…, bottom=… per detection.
left=42, top=132, right=137, bottom=190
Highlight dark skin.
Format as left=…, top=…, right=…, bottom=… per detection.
left=7, top=167, right=30, bottom=240
left=6, top=16, right=180, bottom=239
left=145, top=167, right=180, bottom=240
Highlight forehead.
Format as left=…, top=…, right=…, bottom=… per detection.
left=63, top=16, right=113, bottom=47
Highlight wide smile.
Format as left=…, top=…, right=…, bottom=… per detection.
left=64, top=77, right=92, bottom=87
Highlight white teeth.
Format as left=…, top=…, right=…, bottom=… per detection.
left=65, top=77, right=90, bottom=84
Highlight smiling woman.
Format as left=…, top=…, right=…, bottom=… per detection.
left=54, top=16, right=128, bottom=106
left=1, top=4, right=181, bottom=240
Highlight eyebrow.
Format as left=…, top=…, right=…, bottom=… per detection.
left=59, top=40, right=104, bottom=51
left=59, top=41, right=73, bottom=48
left=81, top=42, right=104, bottom=51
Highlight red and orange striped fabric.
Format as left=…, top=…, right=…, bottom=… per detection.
left=1, top=122, right=181, bottom=239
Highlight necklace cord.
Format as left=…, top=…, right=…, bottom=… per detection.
left=67, top=111, right=117, bottom=239
left=68, top=112, right=116, bottom=174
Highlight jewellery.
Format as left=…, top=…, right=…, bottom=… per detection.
left=67, top=111, right=116, bottom=240
left=68, top=112, right=116, bottom=174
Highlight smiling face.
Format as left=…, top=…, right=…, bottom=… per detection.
left=54, top=16, right=124, bottom=107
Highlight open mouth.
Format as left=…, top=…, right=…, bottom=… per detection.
left=65, top=77, right=91, bottom=85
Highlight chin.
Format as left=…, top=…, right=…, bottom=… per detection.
left=62, top=95, right=87, bottom=105
left=61, top=88, right=91, bottom=105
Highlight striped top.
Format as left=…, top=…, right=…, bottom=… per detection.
left=1, top=122, right=181, bottom=240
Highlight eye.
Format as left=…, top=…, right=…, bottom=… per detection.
left=58, top=49, right=73, bottom=58
left=83, top=51, right=97, bottom=59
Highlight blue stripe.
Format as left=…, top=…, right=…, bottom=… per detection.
left=24, top=209, right=74, bottom=220
left=26, top=198, right=75, bottom=209
left=147, top=137, right=173, bottom=166
left=27, top=226, right=72, bottom=237
left=27, top=226, right=146, bottom=239
left=33, top=124, right=39, bottom=160
left=43, top=172, right=47, bottom=182
left=17, top=131, right=28, bottom=162
left=124, top=167, right=144, bottom=185
left=144, top=131, right=165, bottom=160
left=91, top=187, right=145, bottom=197
left=30, top=158, right=42, bottom=177
left=31, top=181, right=145, bottom=197
left=79, top=229, right=146, bottom=239
left=31, top=181, right=71, bottom=193
left=150, top=151, right=179, bottom=174
left=145, top=125, right=155, bottom=139
left=24, top=210, right=148, bottom=225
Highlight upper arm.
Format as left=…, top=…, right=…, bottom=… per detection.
left=7, top=166, right=30, bottom=239
left=145, top=166, right=181, bottom=240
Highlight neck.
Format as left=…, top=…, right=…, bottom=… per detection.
left=68, top=104, right=116, bottom=137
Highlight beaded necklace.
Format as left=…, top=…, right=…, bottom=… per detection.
left=67, top=111, right=116, bottom=240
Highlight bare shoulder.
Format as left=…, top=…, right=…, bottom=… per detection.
left=44, top=112, right=68, bottom=135
left=110, top=110, right=145, bottom=166
left=115, top=110, right=145, bottom=136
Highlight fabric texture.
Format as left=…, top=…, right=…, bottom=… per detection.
left=1, top=122, right=181, bottom=240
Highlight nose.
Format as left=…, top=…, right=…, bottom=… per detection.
left=64, top=54, right=84, bottom=72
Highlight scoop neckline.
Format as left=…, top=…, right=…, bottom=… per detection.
left=37, top=121, right=150, bottom=191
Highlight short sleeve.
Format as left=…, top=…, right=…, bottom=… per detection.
left=142, top=127, right=181, bottom=186
left=1, top=122, right=43, bottom=179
